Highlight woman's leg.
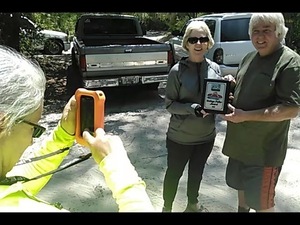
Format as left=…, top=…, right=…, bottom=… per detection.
left=162, top=138, right=192, bottom=211
left=186, top=140, right=214, bottom=205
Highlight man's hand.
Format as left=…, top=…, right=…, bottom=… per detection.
left=220, top=103, right=247, bottom=123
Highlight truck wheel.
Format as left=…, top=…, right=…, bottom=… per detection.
left=66, top=64, right=83, bottom=98
left=44, top=39, right=64, bottom=55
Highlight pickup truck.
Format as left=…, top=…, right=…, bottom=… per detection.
left=66, top=13, right=176, bottom=96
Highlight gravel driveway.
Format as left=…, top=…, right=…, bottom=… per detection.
left=20, top=40, right=300, bottom=213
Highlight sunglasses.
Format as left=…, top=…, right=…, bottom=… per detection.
left=187, top=36, right=209, bottom=44
left=21, top=120, right=46, bottom=138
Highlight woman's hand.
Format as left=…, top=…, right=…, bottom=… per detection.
left=60, top=95, right=77, bottom=135
left=83, top=128, right=126, bottom=164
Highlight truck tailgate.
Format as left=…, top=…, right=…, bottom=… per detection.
left=86, top=51, right=168, bottom=72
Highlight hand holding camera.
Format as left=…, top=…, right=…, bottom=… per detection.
left=75, top=88, right=106, bottom=147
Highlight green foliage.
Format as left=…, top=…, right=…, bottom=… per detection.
left=2, top=12, right=300, bottom=54
left=283, top=13, right=300, bottom=53
left=128, top=12, right=206, bottom=32
left=19, top=27, right=43, bottom=57
left=31, top=12, right=81, bottom=34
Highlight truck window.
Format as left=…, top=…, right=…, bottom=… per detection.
left=83, top=18, right=138, bottom=35
left=221, top=18, right=251, bottom=42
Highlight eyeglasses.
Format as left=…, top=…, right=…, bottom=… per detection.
left=21, top=120, right=46, bottom=138
left=187, top=36, right=209, bottom=44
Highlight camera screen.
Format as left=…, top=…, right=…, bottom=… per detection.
left=80, top=95, right=94, bottom=134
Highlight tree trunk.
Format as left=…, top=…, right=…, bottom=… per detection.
left=0, top=13, right=21, bottom=51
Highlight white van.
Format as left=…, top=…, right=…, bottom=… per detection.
left=168, top=12, right=256, bottom=76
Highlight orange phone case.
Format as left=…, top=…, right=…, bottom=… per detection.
left=75, top=88, right=106, bottom=146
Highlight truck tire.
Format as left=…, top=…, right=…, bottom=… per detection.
left=44, top=39, right=64, bottom=55
left=66, top=64, right=83, bottom=98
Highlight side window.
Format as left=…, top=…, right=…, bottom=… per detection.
left=181, top=19, right=215, bottom=37
left=20, top=17, right=35, bottom=30
left=203, top=19, right=216, bottom=38
left=221, top=18, right=250, bottom=42
left=180, top=21, right=191, bottom=35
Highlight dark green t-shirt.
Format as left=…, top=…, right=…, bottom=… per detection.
left=222, top=46, right=300, bottom=166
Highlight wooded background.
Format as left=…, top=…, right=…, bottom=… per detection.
left=1, top=12, right=300, bottom=54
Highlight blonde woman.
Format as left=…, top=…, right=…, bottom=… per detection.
left=162, top=20, right=221, bottom=212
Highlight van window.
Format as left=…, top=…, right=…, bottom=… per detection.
left=180, top=19, right=216, bottom=38
left=180, top=21, right=190, bottom=35
left=221, top=18, right=251, bottom=42
left=203, top=19, right=216, bottom=38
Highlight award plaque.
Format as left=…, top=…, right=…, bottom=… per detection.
left=201, top=78, right=230, bottom=114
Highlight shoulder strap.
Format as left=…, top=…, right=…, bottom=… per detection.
left=0, top=149, right=91, bottom=186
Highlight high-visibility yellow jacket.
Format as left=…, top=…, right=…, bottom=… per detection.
left=0, top=123, right=154, bottom=212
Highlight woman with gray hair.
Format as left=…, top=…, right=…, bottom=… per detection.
left=0, top=45, right=154, bottom=212
left=162, top=20, right=224, bottom=212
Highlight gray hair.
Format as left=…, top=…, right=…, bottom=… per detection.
left=0, top=45, right=46, bottom=136
left=249, top=13, right=288, bottom=43
left=182, top=20, right=215, bottom=52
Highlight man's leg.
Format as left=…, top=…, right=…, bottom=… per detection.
left=243, top=166, right=281, bottom=212
left=238, top=190, right=250, bottom=212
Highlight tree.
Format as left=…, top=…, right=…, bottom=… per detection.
left=0, top=13, right=21, bottom=51
left=283, top=13, right=300, bottom=52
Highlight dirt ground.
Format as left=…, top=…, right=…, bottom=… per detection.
left=24, top=80, right=300, bottom=213
left=21, top=38, right=300, bottom=213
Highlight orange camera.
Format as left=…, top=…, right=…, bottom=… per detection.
left=75, top=88, right=106, bottom=146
